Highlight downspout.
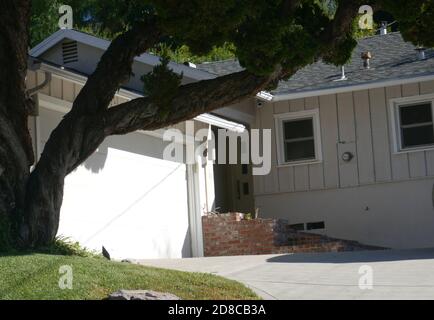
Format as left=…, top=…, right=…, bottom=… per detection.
left=26, top=59, right=52, bottom=115
left=26, top=58, right=52, bottom=161
left=26, top=71, right=51, bottom=98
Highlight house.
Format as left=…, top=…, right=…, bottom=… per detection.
left=27, top=29, right=254, bottom=259
left=199, top=31, right=434, bottom=250
left=27, top=29, right=434, bottom=259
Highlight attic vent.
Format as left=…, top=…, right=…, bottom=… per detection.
left=62, top=41, right=78, bottom=64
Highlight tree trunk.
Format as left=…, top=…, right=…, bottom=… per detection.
left=21, top=117, right=107, bottom=246
left=0, top=0, right=33, bottom=248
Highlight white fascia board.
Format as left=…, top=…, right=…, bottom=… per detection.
left=213, top=106, right=255, bottom=125
left=29, top=29, right=216, bottom=81
left=256, top=91, right=274, bottom=101
left=195, top=113, right=246, bottom=133
left=271, top=74, right=434, bottom=102
left=37, top=93, right=72, bottom=114
left=29, top=29, right=68, bottom=57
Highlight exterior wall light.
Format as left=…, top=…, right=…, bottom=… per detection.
left=342, top=152, right=354, bottom=162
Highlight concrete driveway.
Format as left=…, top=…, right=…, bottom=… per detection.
left=137, top=248, right=434, bottom=300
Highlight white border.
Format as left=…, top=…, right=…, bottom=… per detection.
left=274, top=109, right=322, bottom=166
left=389, top=93, right=434, bottom=154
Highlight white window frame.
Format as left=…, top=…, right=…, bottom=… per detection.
left=389, top=93, right=434, bottom=154
left=274, top=109, right=322, bottom=167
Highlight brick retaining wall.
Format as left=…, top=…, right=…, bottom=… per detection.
left=202, top=213, right=384, bottom=257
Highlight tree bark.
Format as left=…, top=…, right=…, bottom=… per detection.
left=0, top=1, right=33, bottom=247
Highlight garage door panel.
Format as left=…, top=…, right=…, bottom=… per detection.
left=39, top=107, right=192, bottom=259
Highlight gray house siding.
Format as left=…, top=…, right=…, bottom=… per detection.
left=255, top=178, right=434, bottom=249
left=254, top=80, right=434, bottom=248
left=255, top=80, right=434, bottom=194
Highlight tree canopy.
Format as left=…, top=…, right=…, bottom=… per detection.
left=31, top=1, right=434, bottom=71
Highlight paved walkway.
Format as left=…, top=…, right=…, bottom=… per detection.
left=137, top=248, right=434, bottom=299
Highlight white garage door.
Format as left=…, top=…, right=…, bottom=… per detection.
left=38, top=107, right=192, bottom=259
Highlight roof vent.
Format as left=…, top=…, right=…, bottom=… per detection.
left=62, top=40, right=78, bottom=65
left=333, top=66, right=347, bottom=82
left=416, top=47, right=426, bottom=61
left=361, top=51, right=372, bottom=69
left=183, top=61, right=197, bottom=68
left=380, top=21, right=388, bottom=35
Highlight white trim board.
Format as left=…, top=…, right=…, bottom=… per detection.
left=196, top=113, right=246, bottom=133
left=30, top=29, right=216, bottom=81
left=186, top=164, right=204, bottom=257
left=213, top=106, right=255, bottom=126
left=259, top=74, right=434, bottom=102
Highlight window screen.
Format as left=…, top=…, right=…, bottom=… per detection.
left=283, top=118, right=316, bottom=162
left=399, top=103, right=434, bottom=149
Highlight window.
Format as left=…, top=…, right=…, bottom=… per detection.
left=306, top=221, right=325, bottom=230
left=241, top=164, right=248, bottom=175
left=399, top=103, right=434, bottom=148
left=242, top=182, right=249, bottom=195
left=289, top=223, right=305, bottom=231
left=390, top=95, right=434, bottom=152
left=275, top=109, right=322, bottom=165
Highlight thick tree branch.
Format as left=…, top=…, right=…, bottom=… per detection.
left=322, top=0, right=363, bottom=43
left=70, top=18, right=161, bottom=116
left=103, top=68, right=283, bottom=136
left=281, top=0, right=302, bottom=17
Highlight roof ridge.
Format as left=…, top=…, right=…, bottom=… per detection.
left=357, top=31, right=401, bottom=41
left=199, top=58, right=238, bottom=65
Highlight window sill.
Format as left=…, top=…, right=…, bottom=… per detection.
left=277, top=159, right=323, bottom=168
left=393, top=145, right=434, bottom=155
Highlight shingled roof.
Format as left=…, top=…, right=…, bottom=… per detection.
left=197, top=32, right=434, bottom=97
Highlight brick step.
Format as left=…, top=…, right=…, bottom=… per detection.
left=283, top=231, right=384, bottom=250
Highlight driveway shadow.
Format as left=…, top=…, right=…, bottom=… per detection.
left=267, top=248, right=434, bottom=264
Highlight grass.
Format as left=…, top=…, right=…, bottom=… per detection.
left=0, top=253, right=259, bottom=300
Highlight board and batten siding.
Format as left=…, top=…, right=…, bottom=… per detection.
left=255, top=80, right=434, bottom=196
left=26, top=70, right=129, bottom=107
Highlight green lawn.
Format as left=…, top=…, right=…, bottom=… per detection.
left=0, top=253, right=259, bottom=300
